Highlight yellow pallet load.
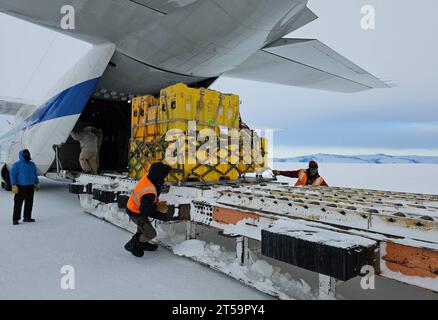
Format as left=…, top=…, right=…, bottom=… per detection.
left=238, top=129, right=267, bottom=176
left=131, top=97, right=142, bottom=136
left=128, top=83, right=267, bottom=182
left=129, top=95, right=160, bottom=180
left=131, top=95, right=158, bottom=139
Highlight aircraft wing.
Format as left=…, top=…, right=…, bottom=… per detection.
left=225, top=38, right=390, bottom=93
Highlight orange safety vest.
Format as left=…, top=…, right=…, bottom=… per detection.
left=295, top=169, right=325, bottom=187
left=127, top=176, right=158, bottom=214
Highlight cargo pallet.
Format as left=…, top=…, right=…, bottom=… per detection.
left=128, top=83, right=267, bottom=183
left=69, top=174, right=438, bottom=299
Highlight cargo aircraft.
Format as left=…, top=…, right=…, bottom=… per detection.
left=0, top=0, right=389, bottom=183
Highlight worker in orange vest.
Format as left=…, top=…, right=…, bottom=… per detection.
left=273, top=161, right=328, bottom=187
left=125, top=162, right=171, bottom=257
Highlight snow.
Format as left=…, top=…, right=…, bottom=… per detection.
left=210, top=217, right=377, bottom=250
left=74, top=179, right=320, bottom=300
left=250, top=260, right=274, bottom=279
left=78, top=198, right=318, bottom=300
left=266, top=219, right=376, bottom=249
left=273, top=162, right=438, bottom=195
left=1, top=163, right=438, bottom=299
left=169, top=237, right=315, bottom=300
left=0, top=179, right=270, bottom=300
left=275, top=154, right=438, bottom=164
left=214, top=188, right=438, bottom=243
left=213, top=218, right=274, bottom=241
left=173, top=240, right=206, bottom=257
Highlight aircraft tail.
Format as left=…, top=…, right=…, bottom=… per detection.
left=0, top=12, right=115, bottom=172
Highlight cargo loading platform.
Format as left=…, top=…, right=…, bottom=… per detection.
left=69, top=174, right=438, bottom=299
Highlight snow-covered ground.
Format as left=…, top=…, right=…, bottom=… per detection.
left=273, top=162, right=438, bottom=195
left=274, top=154, right=438, bottom=164
left=0, top=180, right=270, bottom=300
left=0, top=163, right=437, bottom=300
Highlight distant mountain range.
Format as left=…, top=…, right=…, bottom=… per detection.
left=274, top=153, right=438, bottom=164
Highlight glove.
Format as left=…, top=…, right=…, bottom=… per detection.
left=272, top=170, right=281, bottom=176
left=12, top=185, right=19, bottom=194
left=35, top=184, right=40, bottom=191
left=156, top=201, right=169, bottom=214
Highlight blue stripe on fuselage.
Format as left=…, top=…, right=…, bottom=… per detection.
left=0, top=78, right=99, bottom=141
left=25, top=78, right=100, bottom=126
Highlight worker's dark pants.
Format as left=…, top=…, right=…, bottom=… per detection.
left=13, top=185, right=35, bottom=221
left=126, top=209, right=157, bottom=242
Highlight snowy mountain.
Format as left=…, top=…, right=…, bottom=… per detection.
left=274, top=153, right=438, bottom=164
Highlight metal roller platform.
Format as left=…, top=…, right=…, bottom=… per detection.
left=70, top=174, right=438, bottom=298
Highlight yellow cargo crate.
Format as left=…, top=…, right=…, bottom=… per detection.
left=129, top=135, right=267, bottom=182
left=217, top=94, right=240, bottom=128
left=260, top=137, right=269, bottom=170
left=128, top=83, right=266, bottom=183
left=159, top=83, right=200, bottom=135
left=158, top=83, right=240, bottom=135
left=215, top=134, right=238, bottom=181
left=132, top=95, right=157, bottom=138
left=129, top=139, right=147, bottom=180
left=237, top=129, right=268, bottom=175
left=129, top=138, right=166, bottom=180
left=199, top=89, right=221, bottom=126
left=131, top=97, right=142, bottom=133
left=146, top=104, right=160, bottom=137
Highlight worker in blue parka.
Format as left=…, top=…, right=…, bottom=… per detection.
left=10, top=149, right=40, bottom=225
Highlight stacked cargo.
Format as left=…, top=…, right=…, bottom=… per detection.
left=129, top=83, right=267, bottom=182
left=131, top=95, right=159, bottom=139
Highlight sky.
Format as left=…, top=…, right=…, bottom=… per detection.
left=212, top=0, right=438, bottom=157
left=1, top=0, right=437, bottom=157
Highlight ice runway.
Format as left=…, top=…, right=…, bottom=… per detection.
left=0, top=180, right=270, bottom=300
left=1, top=163, right=437, bottom=300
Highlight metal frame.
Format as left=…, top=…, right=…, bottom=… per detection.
left=73, top=175, right=438, bottom=296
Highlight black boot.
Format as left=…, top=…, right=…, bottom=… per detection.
left=140, top=242, right=158, bottom=252
left=13, top=221, right=19, bottom=225
left=124, top=235, right=144, bottom=257
left=23, top=218, right=35, bottom=223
